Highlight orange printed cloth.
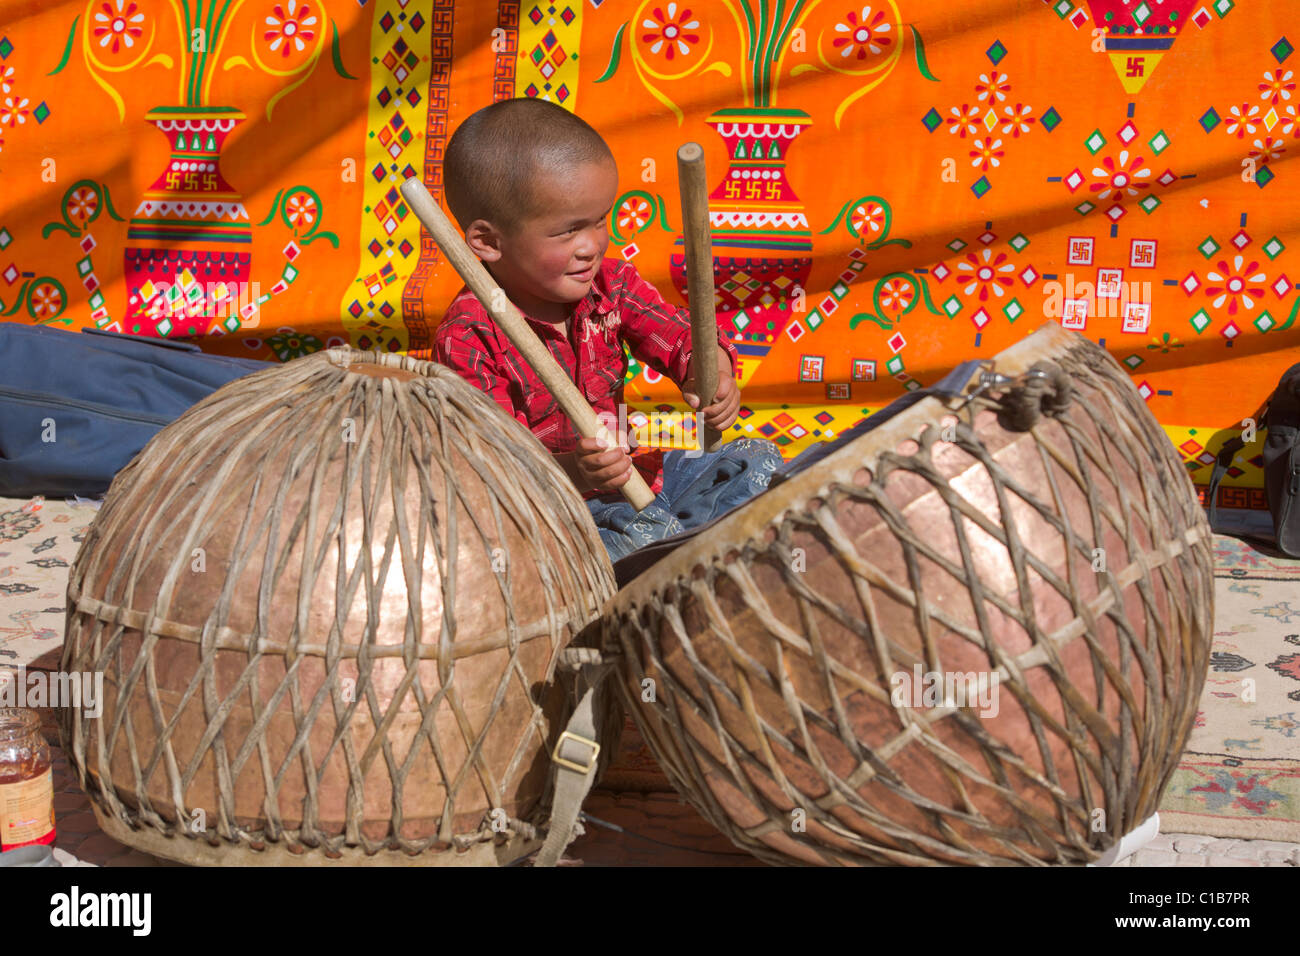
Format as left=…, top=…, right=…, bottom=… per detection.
left=0, top=0, right=1295, bottom=508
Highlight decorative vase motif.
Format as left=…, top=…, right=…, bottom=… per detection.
left=1083, top=0, right=1198, bottom=94
left=670, top=107, right=812, bottom=382
left=123, top=106, right=252, bottom=337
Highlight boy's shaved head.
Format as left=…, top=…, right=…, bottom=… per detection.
left=444, top=98, right=615, bottom=233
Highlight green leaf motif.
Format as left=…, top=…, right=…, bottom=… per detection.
left=910, top=24, right=939, bottom=82
left=331, top=20, right=357, bottom=80
left=48, top=16, right=79, bottom=76
left=595, top=22, right=628, bottom=83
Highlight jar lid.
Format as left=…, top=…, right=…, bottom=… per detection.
left=0, top=708, right=40, bottom=741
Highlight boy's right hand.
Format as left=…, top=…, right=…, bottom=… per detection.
left=573, top=434, right=635, bottom=493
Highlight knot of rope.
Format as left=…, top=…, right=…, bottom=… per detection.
left=997, top=362, right=1073, bottom=431
left=559, top=646, right=607, bottom=670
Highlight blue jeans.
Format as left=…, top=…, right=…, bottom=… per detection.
left=585, top=437, right=783, bottom=562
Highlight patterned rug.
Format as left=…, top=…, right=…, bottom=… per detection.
left=1157, top=534, right=1300, bottom=842
left=0, top=495, right=97, bottom=670
left=4, top=494, right=1298, bottom=842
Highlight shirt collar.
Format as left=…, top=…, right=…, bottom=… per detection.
left=464, top=260, right=613, bottom=337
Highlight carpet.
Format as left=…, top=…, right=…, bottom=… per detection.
left=1157, top=534, right=1300, bottom=842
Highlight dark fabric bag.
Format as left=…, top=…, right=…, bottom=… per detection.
left=0, top=322, right=273, bottom=498
left=1208, top=362, right=1300, bottom=556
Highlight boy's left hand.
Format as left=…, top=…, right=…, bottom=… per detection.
left=682, top=351, right=740, bottom=432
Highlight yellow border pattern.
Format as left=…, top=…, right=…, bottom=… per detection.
left=515, top=2, right=583, bottom=103
left=342, top=0, right=433, bottom=351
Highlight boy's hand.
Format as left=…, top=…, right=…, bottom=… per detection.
left=682, top=351, right=740, bottom=432
left=573, top=434, right=635, bottom=493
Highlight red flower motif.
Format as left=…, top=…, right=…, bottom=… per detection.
left=1088, top=150, right=1152, bottom=203
left=946, top=103, right=980, bottom=139
left=1259, top=69, right=1295, bottom=107
left=850, top=201, right=884, bottom=237
left=975, top=71, right=1010, bottom=103
left=1248, top=136, right=1286, bottom=165
left=30, top=282, right=63, bottom=318
left=265, top=0, right=318, bottom=57
left=957, top=249, right=1015, bottom=302
left=67, top=187, right=99, bottom=226
left=286, top=192, right=317, bottom=229
left=92, top=0, right=144, bottom=55
left=1204, top=256, right=1266, bottom=316
left=1000, top=103, right=1035, bottom=138
left=1225, top=102, right=1261, bottom=139
left=879, top=277, right=912, bottom=310
left=617, top=196, right=651, bottom=231
left=0, top=96, right=28, bottom=128
left=640, top=3, right=701, bottom=62
left=969, top=138, right=1004, bottom=173
left=832, top=6, right=893, bottom=61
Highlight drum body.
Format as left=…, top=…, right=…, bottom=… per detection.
left=603, top=324, right=1214, bottom=865
left=60, top=348, right=615, bottom=865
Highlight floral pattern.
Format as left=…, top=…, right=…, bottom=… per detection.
left=66, top=186, right=98, bottom=226
left=1259, top=69, right=1295, bottom=106
left=1204, top=256, right=1267, bottom=315
left=975, top=71, right=1010, bottom=103
left=29, top=282, right=63, bottom=318
left=618, top=196, right=651, bottom=231
left=1000, top=103, right=1035, bottom=138
left=640, top=3, right=700, bottom=62
left=264, top=0, right=318, bottom=57
left=1225, top=102, right=1262, bottom=139
left=92, top=0, right=145, bottom=55
left=1249, top=136, right=1286, bottom=165
left=945, top=103, right=980, bottom=138
left=849, top=201, right=884, bottom=237
left=831, top=6, right=893, bottom=61
left=878, top=277, right=912, bottom=310
left=285, top=191, right=318, bottom=229
left=1089, top=149, right=1152, bottom=205
left=1, top=96, right=30, bottom=128
left=1280, top=106, right=1300, bottom=140
left=969, top=137, right=1004, bottom=172
left=957, top=248, right=1015, bottom=301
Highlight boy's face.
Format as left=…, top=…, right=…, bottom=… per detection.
left=473, top=159, right=618, bottom=319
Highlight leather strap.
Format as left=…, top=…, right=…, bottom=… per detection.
left=534, top=651, right=615, bottom=867
left=1208, top=436, right=1246, bottom=531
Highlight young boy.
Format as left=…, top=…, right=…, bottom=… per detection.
left=433, top=98, right=782, bottom=562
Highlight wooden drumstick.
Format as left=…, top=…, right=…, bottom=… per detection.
left=676, top=142, right=723, bottom=453
left=400, top=177, right=656, bottom=511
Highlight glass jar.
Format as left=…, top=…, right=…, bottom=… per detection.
left=0, top=708, right=56, bottom=851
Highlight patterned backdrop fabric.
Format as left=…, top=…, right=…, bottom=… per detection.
left=0, top=0, right=1296, bottom=504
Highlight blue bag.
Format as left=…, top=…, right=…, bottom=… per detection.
left=0, top=323, right=273, bottom=497
left=610, top=360, right=987, bottom=586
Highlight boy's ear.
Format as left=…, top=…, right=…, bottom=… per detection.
left=464, top=219, right=503, bottom=262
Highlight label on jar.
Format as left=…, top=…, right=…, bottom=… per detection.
left=0, top=767, right=56, bottom=850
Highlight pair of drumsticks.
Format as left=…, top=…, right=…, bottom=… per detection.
left=399, top=143, right=722, bottom=512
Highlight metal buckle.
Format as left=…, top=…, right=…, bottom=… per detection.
left=552, top=730, right=600, bottom=775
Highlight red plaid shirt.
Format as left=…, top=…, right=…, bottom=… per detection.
left=433, top=257, right=739, bottom=499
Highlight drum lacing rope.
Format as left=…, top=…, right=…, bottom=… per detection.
left=996, top=361, right=1073, bottom=431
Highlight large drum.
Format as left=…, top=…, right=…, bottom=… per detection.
left=601, top=324, right=1214, bottom=865
left=60, top=348, right=615, bottom=865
